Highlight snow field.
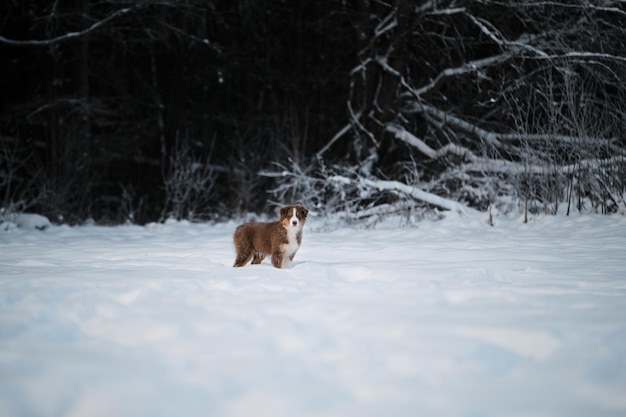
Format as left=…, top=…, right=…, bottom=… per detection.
left=1, top=213, right=626, bottom=417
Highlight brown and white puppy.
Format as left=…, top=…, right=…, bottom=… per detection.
left=233, top=205, right=308, bottom=269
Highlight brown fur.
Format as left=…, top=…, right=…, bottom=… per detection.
left=233, top=205, right=308, bottom=268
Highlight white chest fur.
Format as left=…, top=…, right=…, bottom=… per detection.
left=284, top=225, right=301, bottom=255
left=282, top=224, right=301, bottom=267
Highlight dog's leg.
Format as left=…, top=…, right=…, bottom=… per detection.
left=233, top=245, right=254, bottom=267
left=271, top=251, right=284, bottom=269
left=251, top=252, right=266, bottom=264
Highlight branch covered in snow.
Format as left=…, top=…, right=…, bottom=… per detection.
left=405, top=103, right=621, bottom=148
left=360, top=178, right=479, bottom=216
left=462, top=156, right=625, bottom=176
left=386, top=126, right=479, bottom=161
left=414, top=53, right=518, bottom=98
left=387, top=123, right=625, bottom=180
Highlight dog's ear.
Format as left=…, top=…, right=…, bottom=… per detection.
left=279, top=206, right=290, bottom=218
left=299, top=206, right=309, bottom=218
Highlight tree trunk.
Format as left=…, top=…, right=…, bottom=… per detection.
left=349, top=0, right=414, bottom=167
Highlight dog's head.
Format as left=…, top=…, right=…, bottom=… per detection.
left=279, top=205, right=308, bottom=229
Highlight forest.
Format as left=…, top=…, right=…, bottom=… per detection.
left=1, top=0, right=625, bottom=225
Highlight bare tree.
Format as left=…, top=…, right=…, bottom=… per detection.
left=307, top=0, right=626, bottom=219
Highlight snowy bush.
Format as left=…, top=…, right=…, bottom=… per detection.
left=161, top=140, right=217, bottom=222
left=0, top=209, right=51, bottom=231
left=261, top=156, right=467, bottom=228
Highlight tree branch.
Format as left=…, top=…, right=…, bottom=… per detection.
left=538, top=51, right=626, bottom=64
left=406, top=103, right=620, bottom=147
left=360, top=178, right=479, bottom=216
left=386, top=125, right=479, bottom=161
left=414, top=52, right=517, bottom=97
left=462, top=157, right=625, bottom=176
left=387, top=125, right=626, bottom=183
left=0, top=7, right=135, bottom=46
left=317, top=123, right=352, bottom=157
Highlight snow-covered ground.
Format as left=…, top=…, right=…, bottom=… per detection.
left=1, top=212, right=625, bottom=417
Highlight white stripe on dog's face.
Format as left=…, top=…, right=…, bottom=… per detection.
left=289, top=207, right=299, bottom=228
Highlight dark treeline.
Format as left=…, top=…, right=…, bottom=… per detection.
left=2, top=1, right=625, bottom=225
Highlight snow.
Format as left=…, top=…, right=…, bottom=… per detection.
left=1, top=212, right=626, bottom=417
left=1, top=213, right=51, bottom=231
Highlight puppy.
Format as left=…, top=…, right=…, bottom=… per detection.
left=233, top=205, right=308, bottom=269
